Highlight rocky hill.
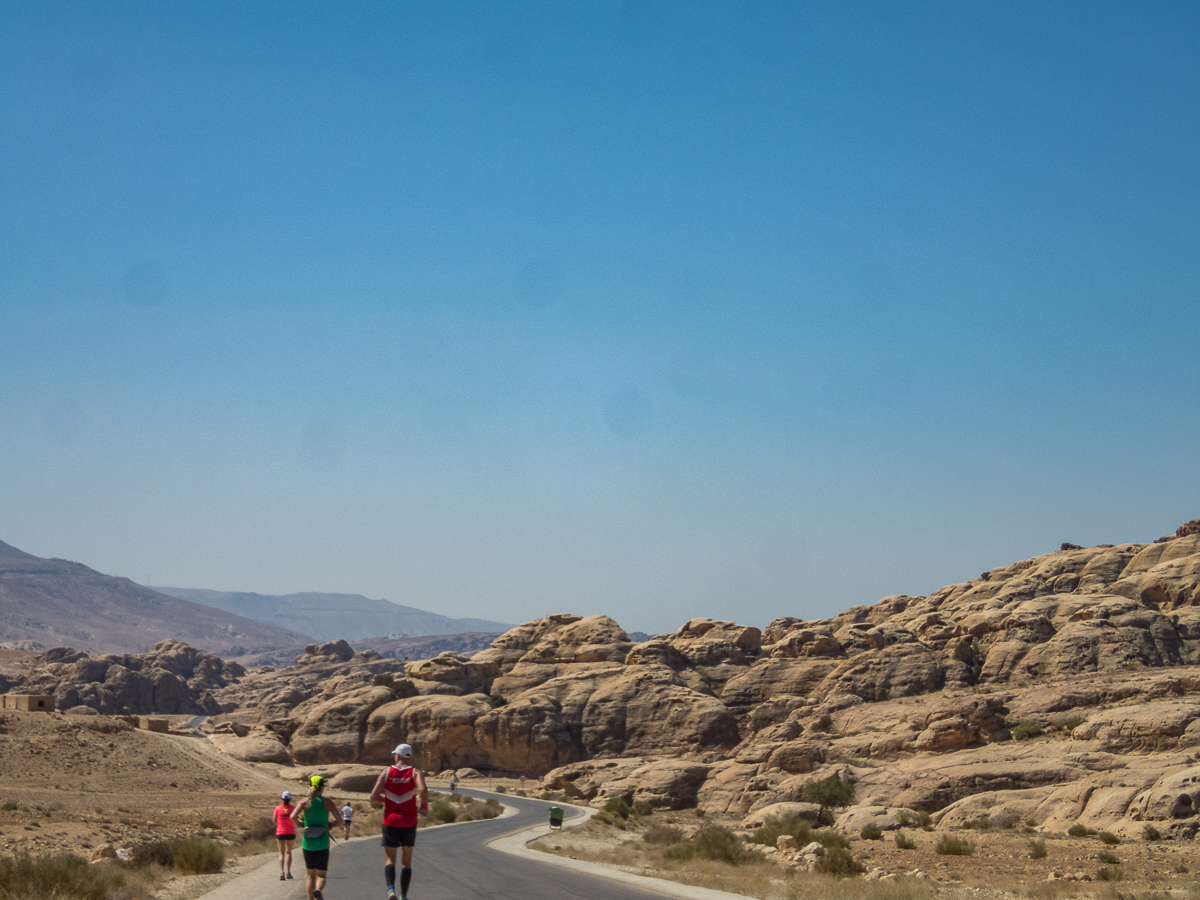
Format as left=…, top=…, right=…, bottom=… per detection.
left=152, top=586, right=512, bottom=641
left=0, top=541, right=313, bottom=655
left=0, top=639, right=246, bottom=715
left=203, top=518, right=1200, bottom=839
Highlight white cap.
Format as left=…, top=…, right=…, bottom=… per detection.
left=392, top=743, right=412, bottom=758
left=282, top=790, right=293, bottom=800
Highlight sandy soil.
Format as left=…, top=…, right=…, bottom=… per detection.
left=0, top=710, right=313, bottom=860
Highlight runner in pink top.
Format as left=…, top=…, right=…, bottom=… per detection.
left=274, top=791, right=296, bottom=881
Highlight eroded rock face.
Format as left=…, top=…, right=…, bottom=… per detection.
left=201, top=519, right=1200, bottom=836
left=290, top=686, right=395, bottom=764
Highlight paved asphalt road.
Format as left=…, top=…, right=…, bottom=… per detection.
left=284, top=790, right=693, bottom=900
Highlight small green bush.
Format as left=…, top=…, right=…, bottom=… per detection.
left=429, top=800, right=457, bottom=824
left=803, top=774, right=855, bottom=813
left=1, top=801, right=18, bottom=811
left=631, top=799, right=653, bottom=818
left=1175, top=864, right=1189, bottom=874
left=1097, top=831, right=1120, bottom=845
left=895, top=832, right=916, bottom=850
left=860, top=823, right=883, bottom=840
left=749, top=813, right=812, bottom=847
left=1143, top=824, right=1162, bottom=842
left=1060, top=716, right=1085, bottom=733
left=0, top=852, right=127, bottom=900
left=815, top=714, right=834, bottom=733
left=488, top=693, right=507, bottom=708
left=935, top=835, right=975, bottom=856
left=540, top=790, right=555, bottom=801
left=1096, top=867, right=1123, bottom=882
left=663, top=826, right=754, bottom=866
left=603, top=797, right=631, bottom=819
left=495, top=785, right=507, bottom=794
left=1029, top=839, right=1047, bottom=859
left=1067, top=823, right=1093, bottom=838
left=1012, top=720, right=1045, bottom=741
left=173, top=836, right=225, bottom=875
left=1096, top=850, right=1119, bottom=865
left=814, top=846, right=865, bottom=878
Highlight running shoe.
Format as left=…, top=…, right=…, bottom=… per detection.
left=286, top=873, right=293, bottom=879
left=388, top=891, right=397, bottom=900
left=280, top=874, right=285, bottom=881
left=314, top=891, right=324, bottom=900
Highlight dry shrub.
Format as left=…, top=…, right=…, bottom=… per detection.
left=935, top=835, right=974, bottom=856
left=0, top=852, right=126, bottom=900
left=815, top=846, right=865, bottom=878
left=643, top=824, right=685, bottom=845
left=429, top=800, right=457, bottom=824
left=130, top=840, right=176, bottom=869
left=749, top=813, right=812, bottom=847
left=171, top=836, right=225, bottom=875
left=663, top=826, right=756, bottom=866
left=786, top=872, right=936, bottom=900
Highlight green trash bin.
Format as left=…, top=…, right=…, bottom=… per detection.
left=548, top=806, right=564, bottom=829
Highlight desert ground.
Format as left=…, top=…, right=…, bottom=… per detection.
left=6, top=709, right=1200, bottom=900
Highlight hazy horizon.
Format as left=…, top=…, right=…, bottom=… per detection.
left=2, top=3, right=1197, bottom=634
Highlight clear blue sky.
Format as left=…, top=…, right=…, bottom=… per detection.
left=2, top=2, right=1197, bottom=636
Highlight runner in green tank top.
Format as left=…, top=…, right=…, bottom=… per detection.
left=291, top=776, right=339, bottom=900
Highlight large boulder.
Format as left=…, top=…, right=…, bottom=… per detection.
left=363, top=694, right=492, bottom=769
left=595, top=758, right=712, bottom=809
left=290, top=686, right=395, bottom=764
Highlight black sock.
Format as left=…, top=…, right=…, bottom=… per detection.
left=400, top=867, right=412, bottom=896
left=385, top=864, right=395, bottom=888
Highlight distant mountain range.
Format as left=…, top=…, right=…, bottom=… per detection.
left=152, top=588, right=513, bottom=641
left=0, top=540, right=312, bottom=655
left=0, top=539, right=515, bottom=657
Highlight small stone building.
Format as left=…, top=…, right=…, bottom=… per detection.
left=1, top=694, right=56, bottom=712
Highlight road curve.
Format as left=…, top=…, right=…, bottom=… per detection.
left=197, top=789, right=742, bottom=900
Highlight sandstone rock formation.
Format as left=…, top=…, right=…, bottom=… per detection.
left=203, top=519, right=1200, bottom=838
left=0, top=639, right=245, bottom=715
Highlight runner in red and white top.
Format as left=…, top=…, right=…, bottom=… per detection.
left=369, top=743, right=427, bottom=900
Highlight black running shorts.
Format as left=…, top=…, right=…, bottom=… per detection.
left=381, top=825, right=417, bottom=848
left=302, top=848, right=330, bottom=871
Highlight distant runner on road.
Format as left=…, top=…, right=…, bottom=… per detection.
left=274, top=790, right=296, bottom=881
left=341, top=802, right=354, bottom=840
left=369, top=742, right=428, bottom=900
